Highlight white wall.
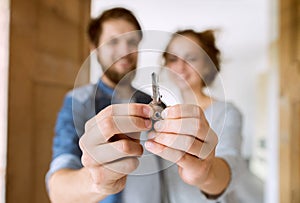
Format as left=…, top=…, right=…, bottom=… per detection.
left=264, top=2, right=279, bottom=203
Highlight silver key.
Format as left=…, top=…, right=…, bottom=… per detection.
left=149, top=72, right=165, bottom=121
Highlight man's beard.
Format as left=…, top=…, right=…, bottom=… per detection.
left=97, top=55, right=137, bottom=85
left=102, top=64, right=136, bottom=85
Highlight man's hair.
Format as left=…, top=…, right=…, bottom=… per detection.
left=88, top=7, right=143, bottom=47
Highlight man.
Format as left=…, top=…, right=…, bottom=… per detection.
left=46, top=7, right=152, bottom=203
left=46, top=7, right=240, bottom=203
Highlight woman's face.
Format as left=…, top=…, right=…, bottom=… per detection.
left=165, top=35, right=206, bottom=90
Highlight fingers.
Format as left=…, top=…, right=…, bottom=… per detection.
left=85, top=103, right=153, bottom=130
left=148, top=132, right=204, bottom=158
left=79, top=103, right=151, bottom=195
left=82, top=104, right=152, bottom=146
left=80, top=138, right=142, bottom=194
left=146, top=104, right=218, bottom=161
left=108, top=133, right=141, bottom=142
left=88, top=139, right=143, bottom=164
left=161, top=104, right=203, bottom=119
left=145, top=140, right=185, bottom=163
left=145, top=140, right=212, bottom=168
left=88, top=158, right=139, bottom=194
left=145, top=140, right=215, bottom=187
left=155, top=104, right=218, bottom=144
left=81, top=116, right=152, bottom=146
left=89, top=157, right=140, bottom=183
left=147, top=131, right=216, bottom=159
left=154, top=118, right=209, bottom=141
left=81, top=139, right=143, bottom=164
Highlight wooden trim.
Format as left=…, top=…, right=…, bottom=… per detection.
left=279, top=0, right=300, bottom=202
left=6, top=0, right=90, bottom=202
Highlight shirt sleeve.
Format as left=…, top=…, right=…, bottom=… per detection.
left=45, top=94, right=85, bottom=190
left=201, top=103, right=244, bottom=201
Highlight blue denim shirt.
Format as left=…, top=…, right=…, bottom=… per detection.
left=46, top=80, right=151, bottom=203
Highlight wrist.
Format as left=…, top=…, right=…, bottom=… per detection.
left=80, top=167, right=108, bottom=202
left=199, top=157, right=217, bottom=188
left=198, top=157, right=230, bottom=196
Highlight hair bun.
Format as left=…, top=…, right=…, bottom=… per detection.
left=198, top=30, right=216, bottom=47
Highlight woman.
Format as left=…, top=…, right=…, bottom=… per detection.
left=163, top=29, right=220, bottom=108
left=144, top=29, right=243, bottom=202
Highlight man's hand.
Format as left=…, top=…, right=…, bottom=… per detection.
left=79, top=103, right=152, bottom=197
left=145, top=104, right=223, bottom=191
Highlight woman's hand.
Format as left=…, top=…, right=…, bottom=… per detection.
left=145, top=104, right=218, bottom=188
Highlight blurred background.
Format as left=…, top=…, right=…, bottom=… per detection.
left=0, top=0, right=299, bottom=202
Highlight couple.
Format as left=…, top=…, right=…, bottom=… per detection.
left=46, top=7, right=242, bottom=203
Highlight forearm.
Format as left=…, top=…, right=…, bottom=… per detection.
left=199, top=157, right=231, bottom=196
left=48, top=168, right=105, bottom=203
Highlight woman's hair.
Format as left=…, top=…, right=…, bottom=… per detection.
left=164, top=29, right=221, bottom=86
left=87, top=7, right=143, bottom=47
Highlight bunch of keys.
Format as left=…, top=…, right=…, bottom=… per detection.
left=149, top=72, right=166, bottom=121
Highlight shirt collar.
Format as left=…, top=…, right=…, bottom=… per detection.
left=97, top=79, right=114, bottom=96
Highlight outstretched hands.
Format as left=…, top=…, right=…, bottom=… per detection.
left=79, top=103, right=219, bottom=197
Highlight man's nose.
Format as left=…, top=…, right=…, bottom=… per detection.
left=117, top=41, right=132, bottom=57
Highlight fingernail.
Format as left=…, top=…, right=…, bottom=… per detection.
left=148, top=132, right=156, bottom=139
left=161, top=109, right=168, bottom=119
left=144, top=119, right=152, bottom=128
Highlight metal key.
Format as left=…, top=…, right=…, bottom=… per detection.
left=149, top=72, right=166, bottom=121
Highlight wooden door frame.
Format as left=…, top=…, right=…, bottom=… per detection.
left=279, top=0, right=300, bottom=202
left=6, top=0, right=90, bottom=202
